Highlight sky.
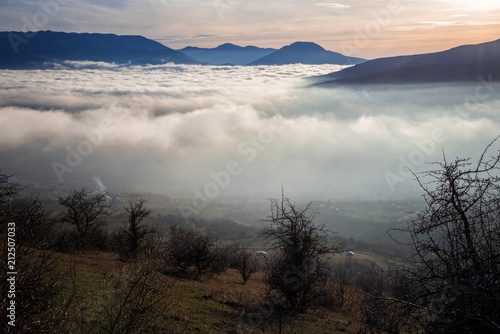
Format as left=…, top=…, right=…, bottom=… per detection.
left=0, top=0, right=499, bottom=58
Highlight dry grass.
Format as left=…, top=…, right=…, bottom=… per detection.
left=52, top=251, right=362, bottom=333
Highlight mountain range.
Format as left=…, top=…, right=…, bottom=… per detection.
left=0, top=31, right=365, bottom=68
left=181, top=42, right=366, bottom=66
left=1, top=31, right=498, bottom=84
left=179, top=43, right=276, bottom=65
left=316, top=38, right=500, bottom=85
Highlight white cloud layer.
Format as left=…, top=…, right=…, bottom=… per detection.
left=1, top=63, right=500, bottom=201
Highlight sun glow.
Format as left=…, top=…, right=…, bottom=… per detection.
left=448, top=0, right=500, bottom=11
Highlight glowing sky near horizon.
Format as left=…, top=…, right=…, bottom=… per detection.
left=0, top=0, right=499, bottom=58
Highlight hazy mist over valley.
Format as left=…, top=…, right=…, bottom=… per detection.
left=1, top=62, right=500, bottom=202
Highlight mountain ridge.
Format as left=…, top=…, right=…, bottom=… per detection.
left=179, top=43, right=276, bottom=65
left=315, top=38, right=500, bottom=85
left=0, top=30, right=200, bottom=68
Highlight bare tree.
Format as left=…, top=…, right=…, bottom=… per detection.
left=58, top=188, right=112, bottom=250
left=390, top=138, right=500, bottom=333
left=119, top=198, right=153, bottom=260
left=261, top=191, right=339, bottom=313
left=229, top=242, right=258, bottom=284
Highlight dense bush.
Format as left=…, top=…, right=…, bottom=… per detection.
left=163, top=225, right=218, bottom=276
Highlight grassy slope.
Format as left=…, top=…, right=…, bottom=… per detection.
left=55, top=251, right=357, bottom=333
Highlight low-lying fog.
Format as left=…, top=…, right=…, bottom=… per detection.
left=1, top=62, right=499, bottom=201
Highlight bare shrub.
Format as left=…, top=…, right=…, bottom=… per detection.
left=0, top=173, right=72, bottom=333
left=163, top=225, right=216, bottom=277
left=261, top=191, right=340, bottom=313
left=66, top=252, right=173, bottom=333
left=229, top=242, right=258, bottom=284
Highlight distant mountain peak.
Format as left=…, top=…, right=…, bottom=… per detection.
left=286, top=41, right=326, bottom=52
left=215, top=43, right=241, bottom=51
left=249, top=41, right=365, bottom=66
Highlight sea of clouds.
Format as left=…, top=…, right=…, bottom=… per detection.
left=1, top=62, right=499, bottom=201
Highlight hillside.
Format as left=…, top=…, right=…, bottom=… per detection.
left=315, top=37, right=500, bottom=85
left=50, top=252, right=360, bottom=333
